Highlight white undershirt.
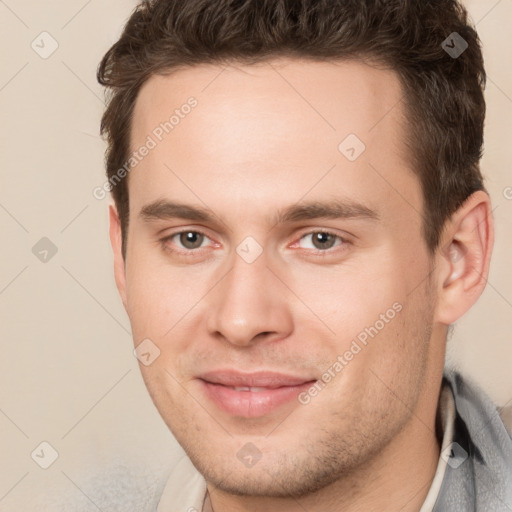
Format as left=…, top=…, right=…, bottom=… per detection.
left=418, top=383, right=455, bottom=512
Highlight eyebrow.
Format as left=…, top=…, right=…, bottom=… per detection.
left=139, top=198, right=379, bottom=226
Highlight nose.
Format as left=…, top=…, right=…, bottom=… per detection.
left=205, top=248, right=294, bottom=347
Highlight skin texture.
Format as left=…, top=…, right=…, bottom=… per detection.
left=109, top=58, right=494, bottom=511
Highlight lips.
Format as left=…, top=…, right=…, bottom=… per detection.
left=197, top=370, right=316, bottom=418
left=228, top=386, right=269, bottom=392
left=199, top=370, right=313, bottom=388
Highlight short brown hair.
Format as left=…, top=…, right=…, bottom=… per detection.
left=98, top=0, right=486, bottom=259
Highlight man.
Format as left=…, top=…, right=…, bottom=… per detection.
left=97, top=0, right=512, bottom=510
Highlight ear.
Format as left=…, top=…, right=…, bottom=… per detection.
left=434, top=190, right=494, bottom=325
left=109, top=204, right=128, bottom=310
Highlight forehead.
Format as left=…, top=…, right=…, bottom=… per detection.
left=129, top=58, right=421, bottom=227
left=133, top=58, right=406, bottom=149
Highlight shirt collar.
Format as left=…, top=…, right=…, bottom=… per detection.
left=419, top=379, right=456, bottom=511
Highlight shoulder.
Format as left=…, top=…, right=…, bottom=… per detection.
left=498, top=405, right=512, bottom=436
left=435, top=368, right=512, bottom=509
left=442, top=367, right=512, bottom=449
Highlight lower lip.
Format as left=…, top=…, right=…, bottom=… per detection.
left=199, top=380, right=315, bottom=418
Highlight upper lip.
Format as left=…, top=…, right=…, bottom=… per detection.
left=198, top=370, right=316, bottom=388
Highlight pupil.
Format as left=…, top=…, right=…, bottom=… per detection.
left=314, top=232, right=333, bottom=249
left=181, top=232, right=202, bottom=249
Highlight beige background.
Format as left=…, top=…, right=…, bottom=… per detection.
left=0, top=0, right=511, bottom=510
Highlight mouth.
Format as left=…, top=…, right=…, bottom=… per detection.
left=197, top=370, right=316, bottom=418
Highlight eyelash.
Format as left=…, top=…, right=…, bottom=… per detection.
left=291, top=230, right=348, bottom=255
left=160, top=229, right=215, bottom=256
left=160, top=229, right=350, bottom=256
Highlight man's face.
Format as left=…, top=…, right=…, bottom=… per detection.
left=118, top=59, right=441, bottom=497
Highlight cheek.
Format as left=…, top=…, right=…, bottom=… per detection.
left=307, top=282, right=433, bottom=425
left=125, top=269, right=162, bottom=340
left=124, top=253, right=215, bottom=356
left=281, top=257, right=406, bottom=339
left=124, top=255, right=178, bottom=344
left=137, top=362, right=193, bottom=440
left=282, top=248, right=432, bottom=378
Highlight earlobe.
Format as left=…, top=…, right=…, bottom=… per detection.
left=434, top=191, right=494, bottom=325
left=109, top=204, right=128, bottom=310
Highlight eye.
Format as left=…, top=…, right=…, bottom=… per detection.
left=298, top=231, right=344, bottom=251
left=163, top=230, right=211, bottom=251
